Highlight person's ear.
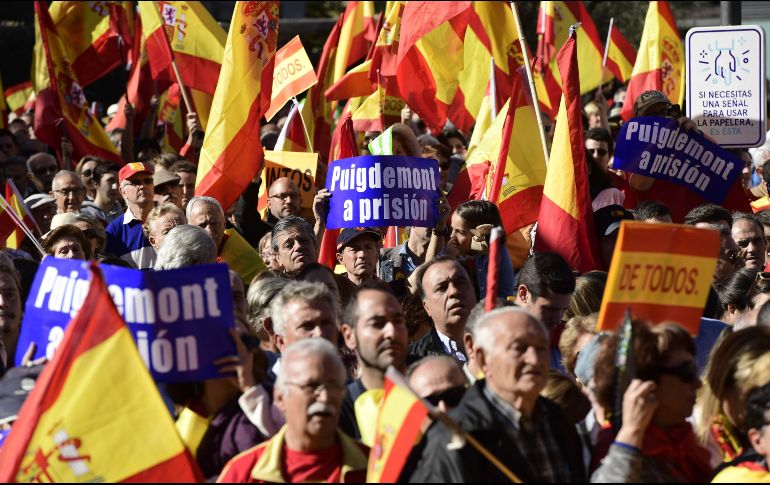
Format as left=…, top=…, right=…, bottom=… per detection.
left=747, top=427, right=767, bottom=457
left=336, top=251, right=344, bottom=265
left=463, top=333, right=474, bottom=358
left=517, top=285, right=529, bottom=305
left=341, top=323, right=356, bottom=352
left=274, top=384, right=287, bottom=414
left=476, top=346, right=487, bottom=374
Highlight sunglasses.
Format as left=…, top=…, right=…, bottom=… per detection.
left=81, top=169, right=94, bottom=178
left=659, top=361, right=698, bottom=384
left=720, top=249, right=742, bottom=265
left=424, top=385, right=466, bottom=408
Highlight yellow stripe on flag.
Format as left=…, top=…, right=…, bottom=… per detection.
left=543, top=95, right=578, bottom=219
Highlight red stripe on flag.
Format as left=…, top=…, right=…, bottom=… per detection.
left=485, top=228, right=502, bottom=310
left=396, top=48, right=448, bottom=133
left=611, top=27, right=637, bottom=66
left=70, top=30, right=121, bottom=88
left=600, top=302, right=702, bottom=335
left=376, top=402, right=429, bottom=482
left=499, top=185, right=543, bottom=233
left=144, top=26, right=174, bottom=80
left=657, top=1, right=680, bottom=33
left=563, top=1, right=604, bottom=52
left=447, top=88, right=476, bottom=134
left=397, top=2, right=471, bottom=60
left=3, top=81, right=32, bottom=98
left=619, top=233, right=720, bottom=258
left=536, top=195, right=598, bottom=271
left=172, top=51, right=223, bottom=96
left=121, top=449, right=202, bottom=482
left=621, top=69, right=663, bottom=121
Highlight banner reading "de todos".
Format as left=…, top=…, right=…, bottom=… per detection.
left=597, top=221, right=719, bottom=335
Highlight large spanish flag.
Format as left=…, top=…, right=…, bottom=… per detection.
left=366, top=367, right=429, bottom=482
left=48, top=1, right=132, bottom=87
left=534, top=29, right=601, bottom=273
left=195, top=1, right=278, bottom=212
left=533, top=1, right=610, bottom=118
left=621, top=1, right=684, bottom=121
left=32, top=1, right=121, bottom=164
left=0, top=263, right=202, bottom=482
left=606, top=23, right=637, bottom=84
left=332, top=1, right=376, bottom=84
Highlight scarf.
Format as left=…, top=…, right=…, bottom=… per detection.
left=710, top=413, right=744, bottom=462
left=643, top=423, right=712, bottom=482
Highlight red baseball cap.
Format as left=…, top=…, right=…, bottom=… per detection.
left=119, top=162, right=154, bottom=184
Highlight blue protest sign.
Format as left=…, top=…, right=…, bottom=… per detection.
left=16, top=258, right=236, bottom=383
left=613, top=116, right=743, bottom=204
left=325, top=155, right=440, bottom=229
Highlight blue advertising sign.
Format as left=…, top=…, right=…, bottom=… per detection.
left=325, top=155, right=440, bottom=229
left=15, top=258, right=236, bottom=383
left=613, top=116, right=743, bottom=204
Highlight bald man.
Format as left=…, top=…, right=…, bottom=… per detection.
left=407, top=355, right=467, bottom=411
left=50, top=171, right=85, bottom=214
left=267, top=177, right=301, bottom=224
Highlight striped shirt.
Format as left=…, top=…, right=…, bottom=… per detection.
left=106, top=209, right=156, bottom=269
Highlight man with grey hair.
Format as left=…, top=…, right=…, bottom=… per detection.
left=406, top=306, right=585, bottom=482
left=268, top=281, right=338, bottom=354
left=187, top=195, right=267, bottom=283
left=50, top=170, right=86, bottom=214
left=219, top=338, right=369, bottom=482
left=154, top=224, right=217, bottom=270
left=271, top=215, right=317, bottom=275
left=462, top=299, right=516, bottom=384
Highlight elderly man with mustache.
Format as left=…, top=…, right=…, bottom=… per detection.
left=218, top=339, right=368, bottom=483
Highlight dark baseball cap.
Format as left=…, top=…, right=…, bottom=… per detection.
left=0, top=364, right=43, bottom=424
left=336, top=228, right=382, bottom=251
left=633, top=90, right=671, bottom=117
left=594, top=204, right=634, bottom=237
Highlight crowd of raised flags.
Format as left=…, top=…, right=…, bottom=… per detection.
left=0, top=0, right=769, bottom=483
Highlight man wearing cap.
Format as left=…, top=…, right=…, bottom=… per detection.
left=625, top=90, right=750, bottom=220
left=334, top=228, right=382, bottom=307
left=106, top=162, right=156, bottom=269
left=593, top=204, right=635, bottom=271
left=25, top=194, right=57, bottom=234
left=153, top=169, right=182, bottom=209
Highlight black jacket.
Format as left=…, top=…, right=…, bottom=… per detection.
left=404, top=380, right=586, bottom=483
left=407, top=328, right=454, bottom=365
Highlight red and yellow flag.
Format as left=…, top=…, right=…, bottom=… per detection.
left=606, top=23, right=637, bottom=84
left=534, top=29, right=601, bottom=273
left=49, top=1, right=132, bottom=87
left=195, top=1, right=278, bottom=212
left=33, top=1, right=121, bottom=163
left=5, top=180, right=40, bottom=249
left=4, top=82, right=34, bottom=117
left=366, top=367, right=429, bottom=483
left=266, top=36, right=317, bottom=121
left=368, top=1, right=404, bottom=83
left=325, top=59, right=376, bottom=102
left=597, top=222, right=719, bottom=335
left=332, top=1, right=376, bottom=84
left=621, top=1, right=684, bottom=121
left=533, top=1, right=610, bottom=118
left=0, top=263, right=202, bottom=482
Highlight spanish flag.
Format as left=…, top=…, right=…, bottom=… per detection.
left=137, top=1, right=223, bottom=131
left=534, top=29, right=601, bottom=273
left=325, top=59, right=376, bottom=102
left=366, top=367, right=429, bottom=483
left=533, top=1, right=610, bottom=117
left=49, top=1, right=133, bottom=87
left=606, top=23, right=637, bottom=84
left=195, top=1, right=278, bottom=213
left=32, top=1, right=121, bottom=164
left=332, top=1, right=376, bottom=84
left=4, top=81, right=34, bottom=117
left=5, top=179, right=41, bottom=249
left=0, top=263, right=202, bottom=482
left=447, top=1, right=525, bottom=134
left=621, top=1, right=684, bottom=121
left=368, top=1, right=404, bottom=83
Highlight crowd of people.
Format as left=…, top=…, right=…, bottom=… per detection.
left=1, top=30, right=770, bottom=482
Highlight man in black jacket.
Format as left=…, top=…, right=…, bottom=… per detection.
left=406, top=307, right=586, bottom=482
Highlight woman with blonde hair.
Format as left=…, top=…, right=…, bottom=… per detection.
left=695, top=326, right=770, bottom=466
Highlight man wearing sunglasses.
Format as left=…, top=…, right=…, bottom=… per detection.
left=407, top=355, right=467, bottom=411
left=105, top=162, right=156, bottom=269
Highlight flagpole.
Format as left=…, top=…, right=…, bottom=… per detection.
left=0, top=195, right=45, bottom=257
left=510, top=1, right=550, bottom=166
left=489, top=57, right=497, bottom=121
left=153, top=3, right=195, bottom=115
left=598, top=17, right=614, bottom=95
left=291, top=97, right=314, bottom=153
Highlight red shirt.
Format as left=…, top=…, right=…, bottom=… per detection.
left=283, top=442, right=343, bottom=482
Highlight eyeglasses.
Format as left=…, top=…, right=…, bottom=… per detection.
left=53, top=188, right=84, bottom=197
left=284, top=381, right=345, bottom=397
left=588, top=148, right=608, bottom=157
left=124, top=177, right=154, bottom=187
left=269, top=192, right=299, bottom=201
left=720, top=249, right=742, bottom=265
left=424, top=385, right=466, bottom=408
left=659, top=361, right=698, bottom=384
